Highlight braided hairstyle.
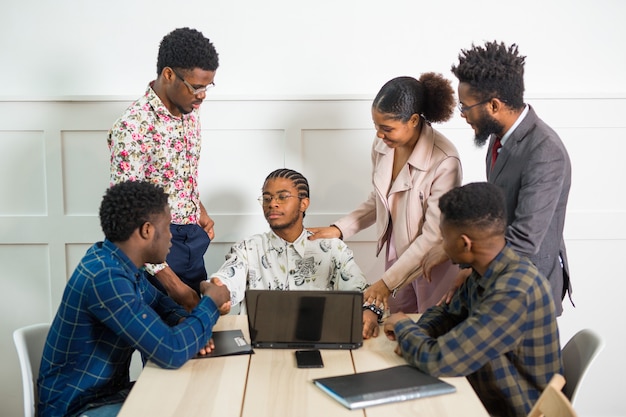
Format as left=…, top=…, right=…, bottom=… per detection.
left=263, top=168, right=310, bottom=217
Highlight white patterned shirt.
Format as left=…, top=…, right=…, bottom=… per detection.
left=212, top=230, right=368, bottom=309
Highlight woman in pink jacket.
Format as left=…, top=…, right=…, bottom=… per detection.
left=309, top=74, right=462, bottom=314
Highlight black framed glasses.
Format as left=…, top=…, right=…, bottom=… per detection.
left=171, top=69, right=215, bottom=95
left=457, top=98, right=492, bottom=114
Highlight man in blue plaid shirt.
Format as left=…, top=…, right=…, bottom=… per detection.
left=384, top=182, right=562, bottom=417
left=37, top=181, right=230, bottom=417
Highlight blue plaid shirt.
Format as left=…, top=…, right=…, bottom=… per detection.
left=393, top=243, right=562, bottom=417
left=37, top=240, right=221, bottom=417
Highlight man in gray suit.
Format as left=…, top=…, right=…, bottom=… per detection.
left=450, top=41, right=572, bottom=315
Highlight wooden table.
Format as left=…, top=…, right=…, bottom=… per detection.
left=118, top=315, right=489, bottom=417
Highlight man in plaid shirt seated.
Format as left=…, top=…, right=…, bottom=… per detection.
left=37, top=181, right=230, bottom=417
left=384, top=182, right=562, bottom=417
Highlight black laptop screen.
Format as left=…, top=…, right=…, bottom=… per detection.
left=245, top=290, right=363, bottom=349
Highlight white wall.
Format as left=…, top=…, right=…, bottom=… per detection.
left=1, top=1, right=625, bottom=417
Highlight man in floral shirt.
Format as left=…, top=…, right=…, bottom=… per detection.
left=108, top=28, right=218, bottom=310
left=211, top=169, right=380, bottom=339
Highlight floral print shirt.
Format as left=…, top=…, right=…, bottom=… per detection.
left=211, top=229, right=368, bottom=309
left=107, top=82, right=202, bottom=225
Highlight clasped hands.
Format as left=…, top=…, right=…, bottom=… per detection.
left=196, top=278, right=231, bottom=356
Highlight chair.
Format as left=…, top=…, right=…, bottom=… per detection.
left=561, top=328, right=605, bottom=405
left=13, top=323, right=50, bottom=417
left=528, top=374, right=577, bottom=417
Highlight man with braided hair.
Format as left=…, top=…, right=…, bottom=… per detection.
left=210, top=168, right=380, bottom=339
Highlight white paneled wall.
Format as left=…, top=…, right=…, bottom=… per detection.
left=1, top=96, right=624, bottom=417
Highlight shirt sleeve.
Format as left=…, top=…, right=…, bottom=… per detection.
left=331, top=239, right=368, bottom=292
left=393, top=278, right=528, bottom=377
left=144, top=261, right=168, bottom=276
left=107, top=118, right=149, bottom=185
left=210, top=241, right=251, bottom=307
left=109, top=121, right=168, bottom=273
left=88, top=268, right=220, bottom=369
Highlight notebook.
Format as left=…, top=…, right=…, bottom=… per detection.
left=244, top=289, right=363, bottom=349
left=313, top=365, right=456, bottom=409
left=193, top=329, right=254, bottom=358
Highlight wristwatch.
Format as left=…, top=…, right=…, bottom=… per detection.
left=362, top=303, right=384, bottom=323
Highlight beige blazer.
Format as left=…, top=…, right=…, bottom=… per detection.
left=335, top=123, right=462, bottom=293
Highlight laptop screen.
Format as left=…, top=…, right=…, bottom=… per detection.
left=245, top=290, right=363, bottom=349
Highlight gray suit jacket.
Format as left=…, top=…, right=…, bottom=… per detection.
left=487, top=105, right=572, bottom=315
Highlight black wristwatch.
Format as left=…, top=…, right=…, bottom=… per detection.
left=362, top=303, right=384, bottom=323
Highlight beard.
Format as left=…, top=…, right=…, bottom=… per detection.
left=473, top=108, right=505, bottom=147
left=266, top=211, right=302, bottom=232
left=176, top=103, right=193, bottom=115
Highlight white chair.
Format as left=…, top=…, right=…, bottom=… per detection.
left=561, top=328, right=605, bottom=406
left=528, top=374, right=578, bottom=417
left=13, top=323, right=50, bottom=417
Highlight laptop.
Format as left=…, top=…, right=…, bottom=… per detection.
left=244, top=289, right=363, bottom=349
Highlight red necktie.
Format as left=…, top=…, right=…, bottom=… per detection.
left=491, top=136, right=502, bottom=170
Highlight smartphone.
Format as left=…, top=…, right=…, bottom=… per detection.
left=295, top=349, right=324, bottom=368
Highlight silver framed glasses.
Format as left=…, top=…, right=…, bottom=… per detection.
left=171, top=69, right=215, bottom=95
left=258, top=193, right=303, bottom=206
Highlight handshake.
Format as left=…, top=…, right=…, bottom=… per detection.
left=199, top=277, right=232, bottom=315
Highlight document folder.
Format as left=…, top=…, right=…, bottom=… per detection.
left=313, top=365, right=456, bottom=409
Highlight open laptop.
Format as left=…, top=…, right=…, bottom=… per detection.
left=244, top=289, right=363, bottom=349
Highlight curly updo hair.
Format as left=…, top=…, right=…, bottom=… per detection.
left=156, top=27, right=219, bottom=75
left=451, top=41, right=526, bottom=110
left=372, top=73, right=455, bottom=124
left=100, top=181, right=169, bottom=242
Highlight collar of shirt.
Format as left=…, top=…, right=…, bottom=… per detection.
left=101, top=238, right=142, bottom=278
left=267, top=229, right=309, bottom=258
left=146, top=82, right=184, bottom=122
left=499, top=104, right=529, bottom=147
left=469, top=242, right=519, bottom=289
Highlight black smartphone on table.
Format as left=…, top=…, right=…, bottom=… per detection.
left=295, top=349, right=324, bottom=368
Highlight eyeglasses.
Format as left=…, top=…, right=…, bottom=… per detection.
left=258, top=193, right=304, bottom=206
left=457, top=98, right=492, bottom=114
left=171, top=69, right=215, bottom=95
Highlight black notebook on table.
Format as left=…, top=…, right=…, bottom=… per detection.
left=313, top=365, right=456, bottom=409
left=193, top=329, right=254, bottom=358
